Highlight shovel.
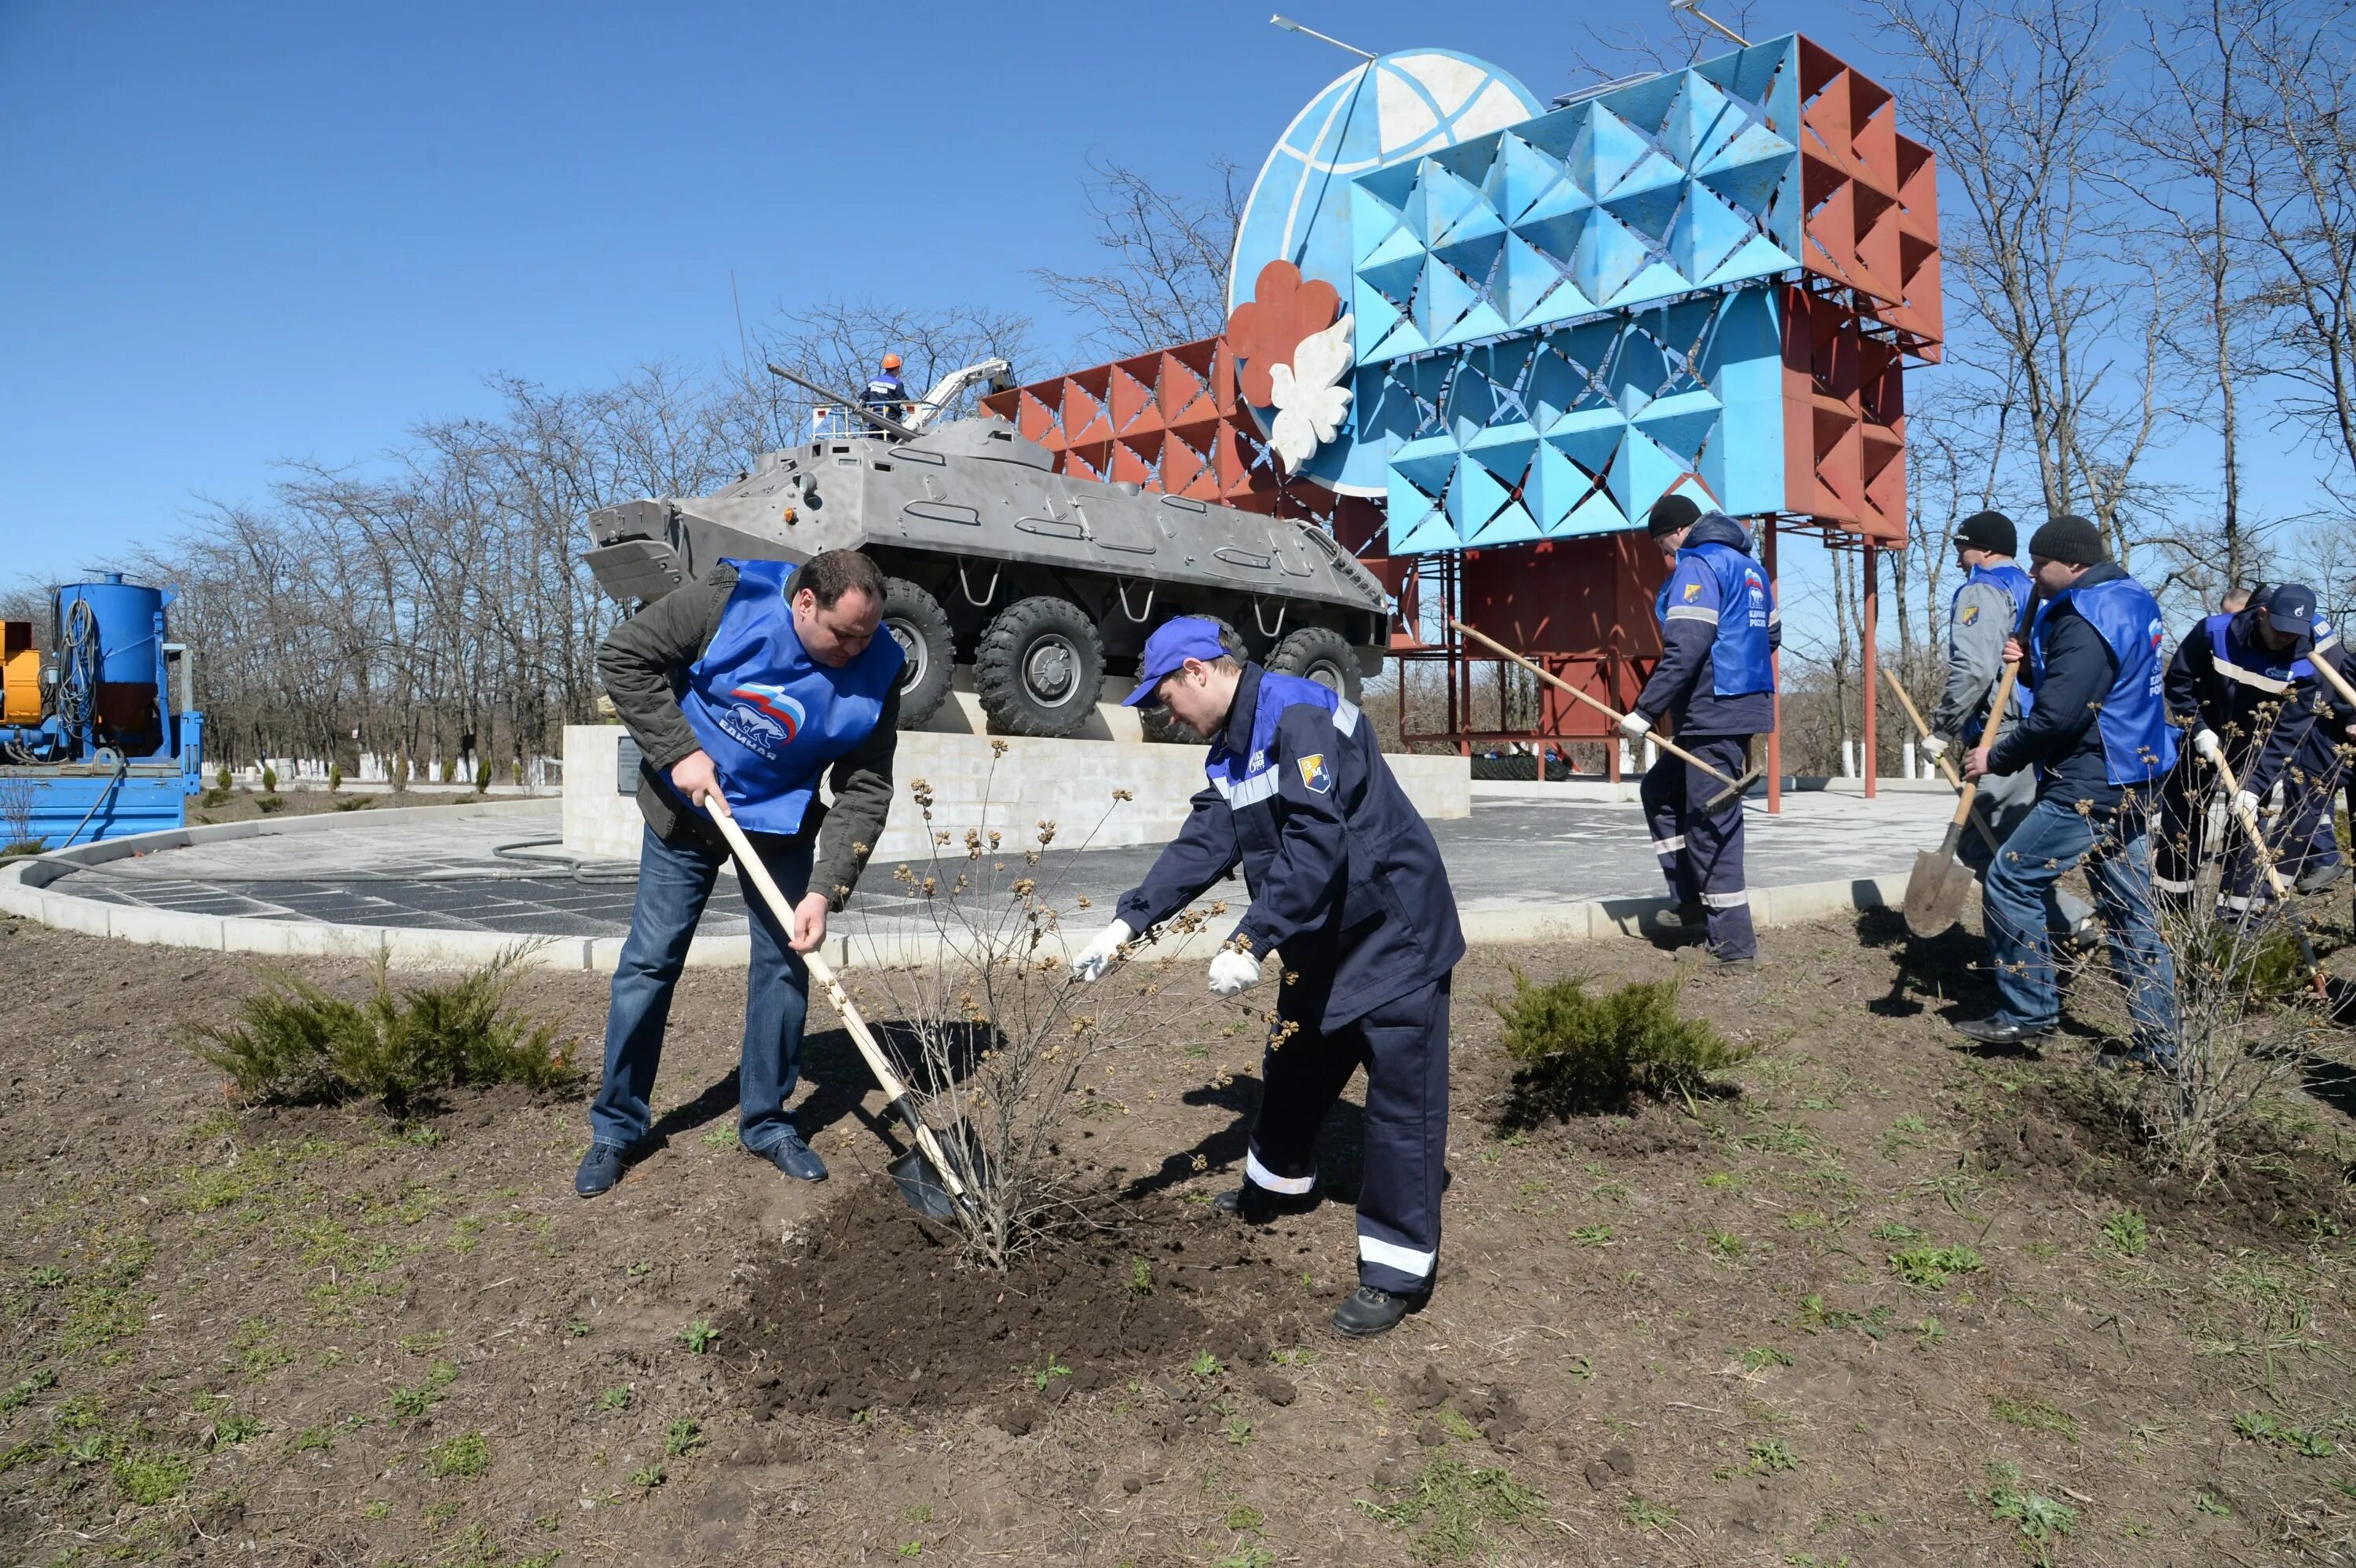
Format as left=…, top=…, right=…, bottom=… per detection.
left=1904, top=660, right=2020, bottom=937
left=1451, top=619, right=1762, bottom=810
left=2205, top=747, right=2330, bottom=998
left=1878, top=663, right=2003, bottom=858
left=703, top=799, right=980, bottom=1223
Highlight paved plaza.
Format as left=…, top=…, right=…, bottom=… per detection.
left=47, top=790, right=1954, bottom=945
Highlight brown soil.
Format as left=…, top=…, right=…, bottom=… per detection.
left=722, top=1179, right=1301, bottom=1426
left=185, top=786, right=519, bottom=826
left=4, top=901, right=2356, bottom=1566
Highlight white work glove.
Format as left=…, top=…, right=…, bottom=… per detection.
left=1919, top=734, right=1948, bottom=765
left=2233, top=789, right=2260, bottom=820
left=1616, top=711, right=1653, bottom=740
left=1070, top=919, right=1133, bottom=983
left=2192, top=728, right=2222, bottom=762
left=1206, top=947, right=1263, bottom=998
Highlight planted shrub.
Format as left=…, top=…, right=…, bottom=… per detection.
left=199, top=952, right=576, bottom=1113
left=1494, top=970, right=1751, bottom=1122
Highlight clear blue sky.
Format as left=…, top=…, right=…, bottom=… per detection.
left=0, top=0, right=2296, bottom=633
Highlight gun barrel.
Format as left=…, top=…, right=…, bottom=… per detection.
left=763, top=362, right=918, bottom=439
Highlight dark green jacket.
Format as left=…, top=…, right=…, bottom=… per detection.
left=594, top=565, right=899, bottom=908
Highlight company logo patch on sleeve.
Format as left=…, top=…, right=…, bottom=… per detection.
left=1681, top=583, right=1702, bottom=603
left=1297, top=754, right=1333, bottom=794
left=1959, top=604, right=1981, bottom=626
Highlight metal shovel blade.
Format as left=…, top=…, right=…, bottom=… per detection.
left=887, top=1148, right=960, bottom=1223
left=1904, top=850, right=1976, bottom=938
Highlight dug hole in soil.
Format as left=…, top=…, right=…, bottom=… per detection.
left=720, top=1178, right=1309, bottom=1430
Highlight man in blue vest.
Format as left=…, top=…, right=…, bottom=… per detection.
left=1919, top=512, right=2094, bottom=939
left=2157, top=583, right=2339, bottom=914
left=1958, top=517, right=2177, bottom=1062
left=577, top=549, right=904, bottom=1197
left=1068, top=618, right=1462, bottom=1338
left=1617, top=493, right=1778, bottom=968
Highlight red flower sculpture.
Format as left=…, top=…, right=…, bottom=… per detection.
left=1224, top=260, right=1341, bottom=409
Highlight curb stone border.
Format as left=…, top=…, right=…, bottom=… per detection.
left=2, top=808, right=1913, bottom=973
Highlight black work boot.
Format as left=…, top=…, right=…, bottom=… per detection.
left=1212, top=1181, right=1321, bottom=1224
left=575, top=1143, right=626, bottom=1198
left=1951, top=1015, right=2055, bottom=1049
left=1331, top=1283, right=1430, bottom=1338
left=1653, top=902, right=1708, bottom=938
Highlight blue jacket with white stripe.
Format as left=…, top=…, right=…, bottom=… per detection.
left=1115, top=664, right=1464, bottom=1030
left=1635, top=513, right=1780, bottom=736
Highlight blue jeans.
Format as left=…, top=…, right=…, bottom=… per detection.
left=589, top=823, right=813, bottom=1154
left=1981, top=795, right=2177, bottom=1058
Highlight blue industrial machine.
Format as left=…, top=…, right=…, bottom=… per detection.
left=0, top=573, right=205, bottom=849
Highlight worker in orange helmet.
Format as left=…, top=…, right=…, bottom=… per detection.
left=860, top=353, right=912, bottom=424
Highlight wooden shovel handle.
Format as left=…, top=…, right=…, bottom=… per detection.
left=704, top=799, right=972, bottom=1199
left=1451, top=618, right=1744, bottom=795
left=1948, top=660, right=2021, bottom=831
left=1877, top=664, right=2003, bottom=856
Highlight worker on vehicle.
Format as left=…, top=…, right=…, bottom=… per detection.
left=860, top=353, right=912, bottom=424
left=1617, top=493, right=1778, bottom=970
left=1070, top=617, right=1462, bottom=1339
left=2156, top=583, right=2336, bottom=915
left=577, top=549, right=902, bottom=1197
left=1959, top=517, right=2177, bottom=1062
left=1919, top=511, right=2094, bottom=941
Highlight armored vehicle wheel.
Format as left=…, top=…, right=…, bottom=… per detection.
left=1140, top=617, right=1245, bottom=744
left=1268, top=625, right=1363, bottom=704
left=976, top=596, right=1107, bottom=737
left=880, top=577, right=954, bottom=726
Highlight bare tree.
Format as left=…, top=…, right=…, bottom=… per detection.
left=1029, top=156, right=1246, bottom=355
left=754, top=299, right=1033, bottom=444
left=1867, top=0, right=2171, bottom=561
left=2230, top=4, right=2356, bottom=503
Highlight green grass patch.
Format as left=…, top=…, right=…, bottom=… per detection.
left=427, top=1430, right=489, bottom=1478
left=2234, top=1410, right=2336, bottom=1457
left=1355, top=1457, right=1544, bottom=1560
left=1978, top=1463, right=2074, bottom=1566
left=1991, top=1394, right=2080, bottom=1441
left=2101, top=1208, right=2149, bottom=1257
left=1888, top=1245, right=1984, bottom=1290
left=197, top=953, right=577, bottom=1114
left=112, top=1449, right=191, bottom=1506
left=1493, top=970, right=1752, bottom=1120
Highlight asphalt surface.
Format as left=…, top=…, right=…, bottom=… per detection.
left=53, top=793, right=1953, bottom=942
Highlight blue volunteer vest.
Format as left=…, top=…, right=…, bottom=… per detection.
left=1654, top=540, right=1774, bottom=696
left=1208, top=671, right=1344, bottom=805
left=2029, top=574, right=2176, bottom=786
left=2204, top=610, right=2318, bottom=691
left=678, top=559, right=904, bottom=835
left=1952, top=562, right=2037, bottom=715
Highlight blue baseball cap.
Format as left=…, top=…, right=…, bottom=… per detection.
left=2264, top=583, right=2318, bottom=634
left=1122, top=618, right=1228, bottom=707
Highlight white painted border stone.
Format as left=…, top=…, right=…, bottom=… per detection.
left=4, top=806, right=1915, bottom=974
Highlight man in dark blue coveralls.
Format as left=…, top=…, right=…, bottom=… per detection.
left=2157, top=582, right=2345, bottom=916
left=1069, top=618, right=1463, bottom=1338
left=1617, top=494, right=1779, bottom=969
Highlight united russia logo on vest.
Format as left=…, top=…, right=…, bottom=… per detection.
left=721, top=682, right=806, bottom=758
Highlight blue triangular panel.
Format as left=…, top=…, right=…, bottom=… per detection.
left=1438, top=298, right=1512, bottom=349
left=1632, top=387, right=1722, bottom=462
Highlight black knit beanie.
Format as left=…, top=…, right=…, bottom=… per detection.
left=1953, top=510, right=2015, bottom=555
left=2027, top=515, right=2106, bottom=566
left=1647, top=493, right=1700, bottom=538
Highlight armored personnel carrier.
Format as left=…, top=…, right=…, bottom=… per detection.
left=582, top=363, right=1390, bottom=739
